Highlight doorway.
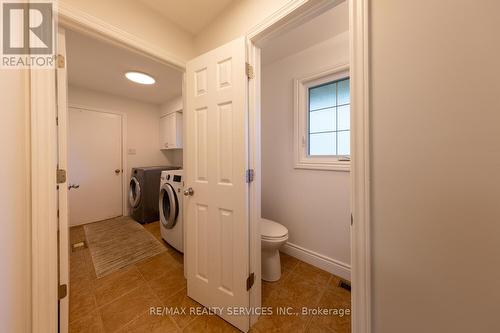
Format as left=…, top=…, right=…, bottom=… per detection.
left=61, top=26, right=187, bottom=332
left=246, top=0, right=371, bottom=331
left=248, top=1, right=353, bottom=332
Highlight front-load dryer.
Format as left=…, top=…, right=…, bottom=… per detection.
left=159, top=169, right=184, bottom=252
left=129, top=166, right=179, bottom=224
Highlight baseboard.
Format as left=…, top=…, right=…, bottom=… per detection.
left=281, top=242, right=351, bottom=281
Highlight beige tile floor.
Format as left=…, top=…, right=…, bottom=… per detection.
left=69, top=221, right=351, bottom=333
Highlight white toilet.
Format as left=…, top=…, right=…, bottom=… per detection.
left=261, top=218, right=289, bottom=281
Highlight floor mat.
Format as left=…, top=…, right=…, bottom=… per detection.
left=84, top=216, right=166, bottom=278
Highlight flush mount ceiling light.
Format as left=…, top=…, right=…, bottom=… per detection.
left=125, top=71, right=156, bottom=85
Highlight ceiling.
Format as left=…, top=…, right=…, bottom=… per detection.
left=138, top=0, right=236, bottom=35
left=261, top=1, right=349, bottom=65
left=66, top=29, right=183, bottom=105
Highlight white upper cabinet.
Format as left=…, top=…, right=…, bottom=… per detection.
left=160, top=111, right=183, bottom=149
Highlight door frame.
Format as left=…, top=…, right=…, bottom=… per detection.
left=31, top=0, right=370, bottom=332
left=246, top=0, right=371, bottom=331
left=67, top=104, right=128, bottom=220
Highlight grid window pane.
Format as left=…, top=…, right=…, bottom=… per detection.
left=337, top=105, right=350, bottom=131
left=337, top=131, right=350, bottom=155
left=309, top=132, right=336, bottom=156
left=309, top=107, right=336, bottom=133
left=338, top=78, right=350, bottom=105
left=309, top=82, right=336, bottom=110
left=308, top=77, right=350, bottom=157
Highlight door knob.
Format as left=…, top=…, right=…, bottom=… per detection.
left=115, top=169, right=121, bottom=174
left=68, top=184, right=80, bottom=190
left=183, top=187, right=194, bottom=196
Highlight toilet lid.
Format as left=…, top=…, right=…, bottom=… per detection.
left=261, top=218, right=288, bottom=238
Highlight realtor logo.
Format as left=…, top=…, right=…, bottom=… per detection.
left=1, top=0, right=56, bottom=68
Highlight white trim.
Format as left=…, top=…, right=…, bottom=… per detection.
left=23, top=70, right=32, bottom=333
left=247, top=0, right=344, bottom=45
left=281, top=242, right=351, bottom=280
left=350, top=0, right=371, bottom=332
left=30, top=66, right=59, bottom=333
left=57, top=27, right=70, bottom=333
left=67, top=103, right=129, bottom=218
left=293, top=64, right=350, bottom=171
left=247, top=40, right=262, bottom=327
left=57, top=1, right=186, bottom=71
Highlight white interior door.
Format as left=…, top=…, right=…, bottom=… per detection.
left=57, top=27, right=69, bottom=333
left=185, top=37, right=250, bottom=332
left=68, top=107, right=123, bottom=226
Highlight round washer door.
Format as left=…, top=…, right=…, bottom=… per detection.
left=129, top=177, right=141, bottom=208
left=159, top=183, right=179, bottom=229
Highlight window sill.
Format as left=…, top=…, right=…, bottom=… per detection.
left=294, top=159, right=350, bottom=172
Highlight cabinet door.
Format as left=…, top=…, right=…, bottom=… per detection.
left=160, top=112, right=182, bottom=149
left=175, top=112, right=183, bottom=148
left=159, top=115, right=169, bottom=149
left=166, top=113, right=176, bottom=148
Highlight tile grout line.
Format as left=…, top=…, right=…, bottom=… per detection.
left=85, top=231, right=106, bottom=331
left=302, top=275, right=332, bottom=333
left=69, top=235, right=99, bottom=325
left=148, top=283, right=184, bottom=333
left=70, top=221, right=183, bottom=331
left=142, top=265, right=186, bottom=332
left=101, top=284, right=150, bottom=333
left=135, top=230, right=186, bottom=333
left=93, top=270, right=146, bottom=309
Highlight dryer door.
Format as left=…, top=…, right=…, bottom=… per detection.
left=159, top=183, right=179, bottom=229
left=129, top=177, right=141, bottom=208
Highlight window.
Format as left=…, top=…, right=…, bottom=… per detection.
left=308, top=78, right=350, bottom=156
left=294, top=65, right=350, bottom=171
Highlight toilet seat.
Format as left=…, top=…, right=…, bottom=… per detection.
left=261, top=234, right=288, bottom=242
left=261, top=218, right=288, bottom=239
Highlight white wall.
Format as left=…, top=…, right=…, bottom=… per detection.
left=0, top=71, right=31, bottom=332
left=194, top=0, right=292, bottom=55
left=60, top=0, right=195, bottom=62
left=160, top=95, right=183, bottom=117
left=370, top=1, right=500, bottom=332
left=262, top=32, right=350, bottom=278
left=68, top=86, right=182, bottom=214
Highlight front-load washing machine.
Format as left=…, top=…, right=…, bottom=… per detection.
left=159, top=169, right=184, bottom=252
left=129, top=166, right=179, bottom=224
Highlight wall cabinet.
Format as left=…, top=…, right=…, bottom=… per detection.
left=160, top=111, right=182, bottom=149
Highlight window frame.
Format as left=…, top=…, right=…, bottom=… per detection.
left=293, top=64, right=350, bottom=171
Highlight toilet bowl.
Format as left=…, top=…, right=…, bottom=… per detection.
left=261, top=218, right=289, bottom=282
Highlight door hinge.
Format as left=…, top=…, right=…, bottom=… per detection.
left=57, top=169, right=67, bottom=184
left=246, top=272, right=255, bottom=291
left=246, top=169, right=255, bottom=183
left=245, top=62, right=254, bottom=79
left=58, top=284, right=67, bottom=299
left=56, top=116, right=59, bottom=126
left=351, top=213, right=353, bottom=226
left=57, top=54, right=65, bottom=69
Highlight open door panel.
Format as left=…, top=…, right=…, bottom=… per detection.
left=185, top=37, right=250, bottom=332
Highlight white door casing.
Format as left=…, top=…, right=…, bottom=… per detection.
left=185, top=37, right=250, bottom=332
left=57, top=27, right=69, bottom=333
left=68, top=107, right=123, bottom=226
